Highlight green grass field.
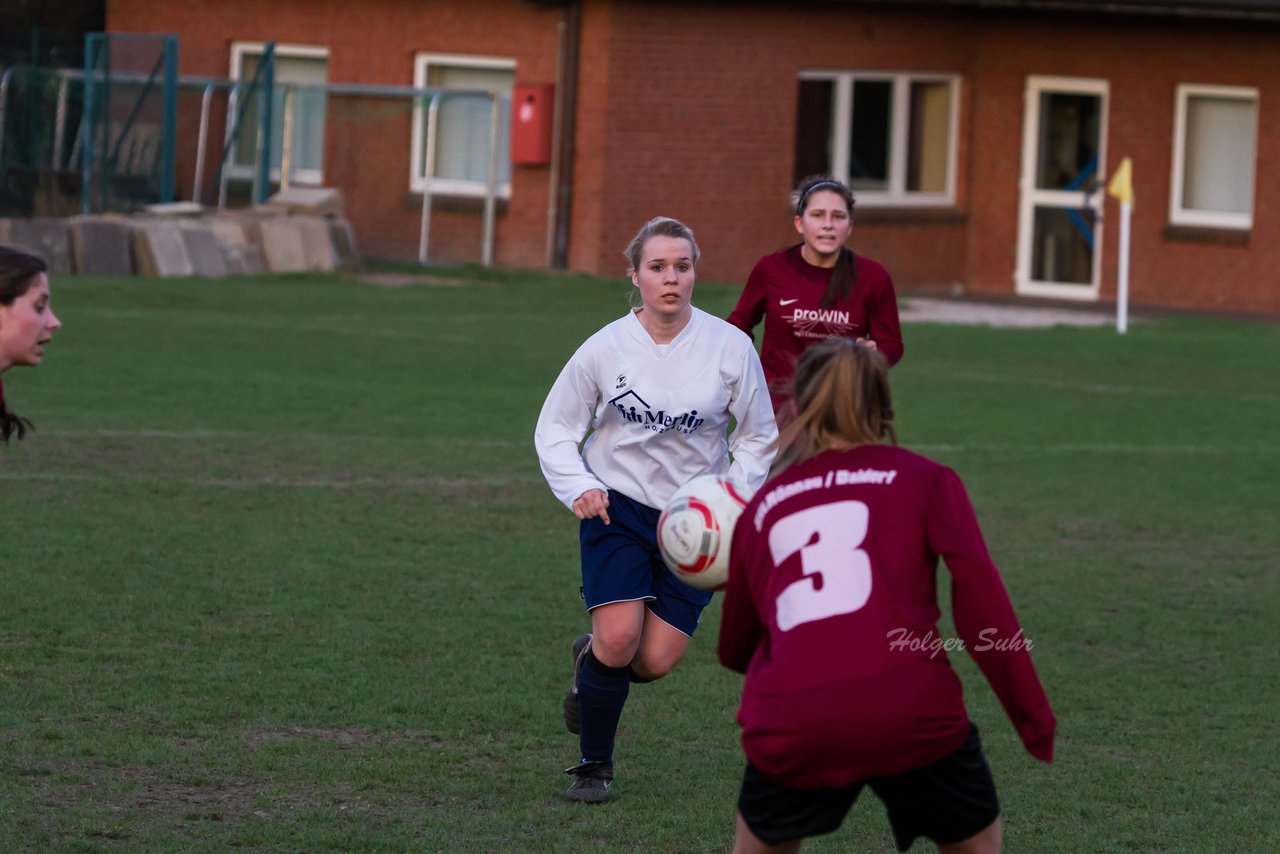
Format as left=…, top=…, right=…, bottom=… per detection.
left=1, top=267, right=1277, bottom=852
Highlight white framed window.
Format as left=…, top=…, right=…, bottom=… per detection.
left=1169, top=84, right=1258, bottom=229
left=795, top=71, right=959, bottom=206
left=410, top=53, right=514, bottom=198
left=228, top=42, right=328, bottom=186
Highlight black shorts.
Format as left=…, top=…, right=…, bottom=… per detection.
left=738, top=726, right=1000, bottom=852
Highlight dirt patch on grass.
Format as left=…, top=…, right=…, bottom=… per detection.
left=28, top=763, right=287, bottom=821
left=244, top=726, right=446, bottom=750
left=244, top=726, right=378, bottom=749
left=25, top=756, right=435, bottom=828
left=126, top=774, right=271, bottom=820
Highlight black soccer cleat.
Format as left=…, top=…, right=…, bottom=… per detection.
left=564, top=633, right=592, bottom=735
left=564, top=760, right=613, bottom=803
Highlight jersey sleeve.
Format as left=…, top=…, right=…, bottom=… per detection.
left=726, top=257, right=770, bottom=341
left=927, top=467, right=1057, bottom=763
left=718, top=511, right=765, bottom=674
left=724, top=338, right=779, bottom=493
left=533, top=346, right=609, bottom=509
left=866, top=264, right=904, bottom=367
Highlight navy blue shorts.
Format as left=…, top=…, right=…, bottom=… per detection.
left=579, top=489, right=714, bottom=637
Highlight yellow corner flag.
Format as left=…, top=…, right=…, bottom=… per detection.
left=1107, top=157, right=1134, bottom=206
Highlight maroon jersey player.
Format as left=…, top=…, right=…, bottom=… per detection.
left=719, top=338, right=1054, bottom=854
left=728, top=176, right=903, bottom=420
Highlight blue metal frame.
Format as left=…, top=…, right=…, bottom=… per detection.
left=80, top=32, right=179, bottom=214
left=81, top=34, right=99, bottom=214
left=206, top=41, right=276, bottom=207
left=253, top=42, right=275, bottom=206
left=1064, top=154, right=1098, bottom=248
left=161, top=37, right=177, bottom=203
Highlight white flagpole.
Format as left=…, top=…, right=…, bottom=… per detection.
left=1116, top=199, right=1131, bottom=334
left=1106, top=156, right=1135, bottom=335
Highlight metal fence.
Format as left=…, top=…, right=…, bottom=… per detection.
left=0, top=39, right=506, bottom=265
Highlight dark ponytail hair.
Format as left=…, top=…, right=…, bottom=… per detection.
left=0, top=377, right=32, bottom=442
left=791, top=175, right=858, bottom=309
left=1, top=246, right=49, bottom=442
left=824, top=247, right=857, bottom=310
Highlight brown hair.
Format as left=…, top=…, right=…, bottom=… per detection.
left=792, top=175, right=857, bottom=309
left=622, top=216, right=701, bottom=274
left=0, top=245, right=49, bottom=442
left=772, top=337, right=896, bottom=473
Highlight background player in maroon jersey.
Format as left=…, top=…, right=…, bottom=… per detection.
left=719, top=338, right=1055, bottom=853
left=727, top=176, right=903, bottom=422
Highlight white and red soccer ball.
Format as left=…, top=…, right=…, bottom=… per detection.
left=657, top=474, right=754, bottom=590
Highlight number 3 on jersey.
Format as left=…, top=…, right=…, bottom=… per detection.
left=768, top=501, right=872, bottom=632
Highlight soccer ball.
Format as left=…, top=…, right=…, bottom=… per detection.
left=657, top=474, right=754, bottom=590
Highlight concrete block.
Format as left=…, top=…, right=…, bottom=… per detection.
left=327, top=218, right=360, bottom=269
left=295, top=216, right=336, bottom=272
left=225, top=244, right=266, bottom=276
left=69, top=216, right=134, bottom=275
left=0, top=218, right=74, bottom=274
left=254, top=217, right=309, bottom=273
left=132, top=220, right=195, bottom=277
left=260, top=186, right=344, bottom=217
left=204, top=215, right=251, bottom=247
left=178, top=224, right=230, bottom=277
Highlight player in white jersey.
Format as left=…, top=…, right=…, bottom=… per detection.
left=535, top=216, right=777, bottom=803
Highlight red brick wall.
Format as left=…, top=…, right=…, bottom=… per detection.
left=106, top=0, right=1280, bottom=314
left=571, top=1, right=975, bottom=291
left=108, top=0, right=562, bottom=267
left=965, top=15, right=1280, bottom=314
left=567, top=0, right=616, bottom=278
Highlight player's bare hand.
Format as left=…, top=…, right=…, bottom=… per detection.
left=857, top=337, right=878, bottom=350
left=572, top=489, right=611, bottom=525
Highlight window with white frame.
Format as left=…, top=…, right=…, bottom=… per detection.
left=229, top=42, right=328, bottom=185
left=794, top=71, right=958, bottom=206
left=1170, top=84, right=1258, bottom=229
left=411, top=54, right=514, bottom=198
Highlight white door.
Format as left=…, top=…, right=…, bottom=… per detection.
left=1015, top=76, right=1108, bottom=300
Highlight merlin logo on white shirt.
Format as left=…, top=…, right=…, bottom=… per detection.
left=608, top=390, right=706, bottom=435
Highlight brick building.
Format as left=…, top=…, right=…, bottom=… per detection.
left=105, top=0, right=1280, bottom=314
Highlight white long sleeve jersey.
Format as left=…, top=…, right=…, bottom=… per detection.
left=535, top=306, right=778, bottom=511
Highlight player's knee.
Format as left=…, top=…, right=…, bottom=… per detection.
left=629, top=661, right=668, bottom=682
left=633, top=647, right=684, bottom=679
left=591, top=627, right=641, bottom=667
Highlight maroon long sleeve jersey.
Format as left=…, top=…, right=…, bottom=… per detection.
left=727, top=245, right=904, bottom=413
left=718, top=444, right=1056, bottom=789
